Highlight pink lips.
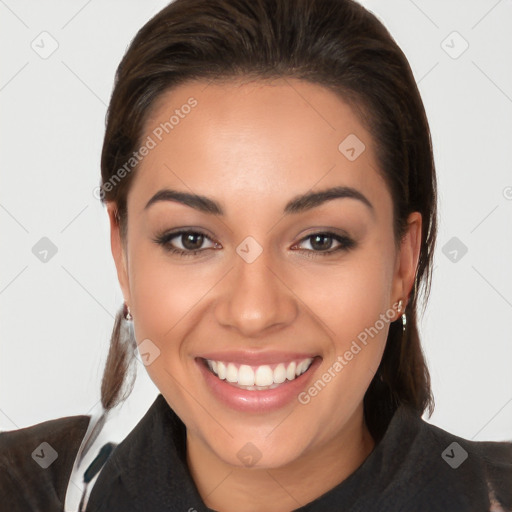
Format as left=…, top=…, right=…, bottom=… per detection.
left=196, top=355, right=322, bottom=413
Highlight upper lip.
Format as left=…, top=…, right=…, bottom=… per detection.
left=196, top=351, right=319, bottom=366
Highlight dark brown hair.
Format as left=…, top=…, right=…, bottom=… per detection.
left=99, top=0, right=437, bottom=442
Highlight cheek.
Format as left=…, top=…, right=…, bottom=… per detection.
left=128, top=236, right=212, bottom=338
left=126, top=242, right=209, bottom=411
left=297, top=245, right=394, bottom=345
left=299, top=242, right=394, bottom=397
left=297, top=264, right=393, bottom=436
left=126, top=243, right=196, bottom=383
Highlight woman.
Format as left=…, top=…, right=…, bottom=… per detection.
left=1, top=0, right=511, bottom=510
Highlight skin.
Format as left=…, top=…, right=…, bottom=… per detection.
left=108, top=77, right=421, bottom=512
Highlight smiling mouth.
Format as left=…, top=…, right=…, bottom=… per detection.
left=199, top=356, right=318, bottom=391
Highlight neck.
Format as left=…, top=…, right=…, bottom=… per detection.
left=186, top=405, right=375, bottom=512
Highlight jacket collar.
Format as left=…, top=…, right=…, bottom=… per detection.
left=85, top=394, right=429, bottom=511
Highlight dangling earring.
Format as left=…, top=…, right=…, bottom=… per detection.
left=123, top=302, right=133, bottom=321
left=398, top=299, right=406, bottom=333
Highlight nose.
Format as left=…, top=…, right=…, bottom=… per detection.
left=214, top=246, right=298, bottom=337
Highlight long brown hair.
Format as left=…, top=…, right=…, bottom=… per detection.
left=98, top=0, right=437, bottom=442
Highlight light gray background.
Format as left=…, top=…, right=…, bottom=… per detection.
left=1, top=0, right=511, bottom=442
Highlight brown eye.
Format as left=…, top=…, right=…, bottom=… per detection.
left=294, top=232, right=356, bottom=255
left=153, top=230, right=218, bottom=256
left=309, top=234, right=335, bottom=251
left=181, top=232, right=205, bottom=250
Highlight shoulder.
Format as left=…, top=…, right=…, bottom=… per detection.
left=0, top=414, right=90, bottom=511
left=372, top=405, right=512, bottom=511
left=467, top=437, right=512, bottom=509
left=416, top=413, right=512, bottom=510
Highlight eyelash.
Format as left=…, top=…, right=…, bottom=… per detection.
left=153, top=229, right=356, bottom=258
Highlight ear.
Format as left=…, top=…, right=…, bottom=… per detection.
left=107, top=203, right=131, bottom=306
left=391, top=211, right=422, bottom=315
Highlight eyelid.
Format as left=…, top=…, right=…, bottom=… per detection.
left=293, top=234, right=341, bottom=251
left=155, top=227, right=217, bottom=241
left=291, top=231, right=355, bottom=252
left=291, top=226, right=352, bottom=245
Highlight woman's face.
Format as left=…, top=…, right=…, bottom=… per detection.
left=109, top=77, right=420, bottom=468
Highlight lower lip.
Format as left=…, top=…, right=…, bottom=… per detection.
left=196, top=357, right=322, bottom=413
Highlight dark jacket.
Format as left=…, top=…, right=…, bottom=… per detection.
left=1, top=394, right=511, bottom=511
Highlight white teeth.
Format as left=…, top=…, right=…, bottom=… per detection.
left=217, top=361, right=226, bottom=380
left=238, top=365, right=255, bottom=386
left=204, top=357, right=314, bottom=388
left=273, top=363, right=287, bottom=384
left=286, top=361, right=296, bottom=381
left=298, top=358, right=313, bottom=376
left=226, top=363, right=238, bottom=383
left=297, top=361, right=308, bottom=376
left=255, top=365, right=274, bottom=387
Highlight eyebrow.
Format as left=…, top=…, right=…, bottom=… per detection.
left=144, top=186, right=374, bottom=216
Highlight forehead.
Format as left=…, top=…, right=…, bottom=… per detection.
left=128, top=77, right=389, bottom=216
